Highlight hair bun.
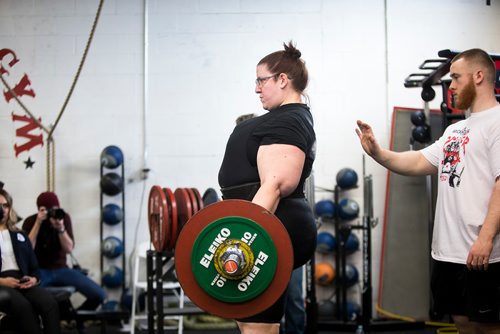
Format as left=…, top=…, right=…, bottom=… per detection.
left=284, top=41, right=301, bottom=59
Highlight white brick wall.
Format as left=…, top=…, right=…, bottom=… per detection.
left=1, top=0, right=499, bottom=314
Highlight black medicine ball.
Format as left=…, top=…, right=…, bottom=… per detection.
left=100, top=172, right=124, bottom=196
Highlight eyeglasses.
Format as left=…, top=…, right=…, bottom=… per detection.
left=255, top=74, right=277, bottom=87
left=0, top=203, right=9, bottom=209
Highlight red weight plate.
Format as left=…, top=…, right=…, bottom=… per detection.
left=185, top=188, right=199, bottom=215
left=191, top=187, right=204, bottom=212
left=148, top=185, right=169, bottom=251
left=175, top=199, right=293, bottom=319
left=163, top=187, right=178, bottom=251
left=174, top=188, right=192, bottom=234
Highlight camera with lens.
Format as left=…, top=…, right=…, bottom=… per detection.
left=0, top=207, right=4, bottom=221
left=48, top=208, right=65, bottom=220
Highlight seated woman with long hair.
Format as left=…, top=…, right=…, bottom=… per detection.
left=0, top=188, right=60, bottom=334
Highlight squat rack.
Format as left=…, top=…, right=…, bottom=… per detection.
left=314, top=157, right=425, bottom=332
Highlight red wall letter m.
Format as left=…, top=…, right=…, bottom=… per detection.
left=11, top=112, right=43, bottom=157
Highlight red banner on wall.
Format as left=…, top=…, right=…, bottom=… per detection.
left=1, top=48, right=44, bottom=167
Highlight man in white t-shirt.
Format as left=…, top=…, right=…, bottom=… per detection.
left=356, top=48, right=500, bottom=333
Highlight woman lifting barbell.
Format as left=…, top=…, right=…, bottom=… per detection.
left=218, top=41, right=317, bottom=334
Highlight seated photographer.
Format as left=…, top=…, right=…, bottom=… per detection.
left=0, top=188, right=60, bottom=334
left=22, top=191, right=106, bottom=312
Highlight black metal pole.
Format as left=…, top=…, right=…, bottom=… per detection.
left=146, top=250, right=154, bottom=334
left=333, top=185, right=341, bottom=320
left=361, top=204, right=372, bottom=323
left=121, top=161, right=126, bottom=292
left=305, top=256, right=318, bottom=334
left=305, top=173, right=318, bottom=333
left=100, top=164, right=104, bottom=282
left=340, top=225, right=348, bottom=323
left=360, top=174, right=372, bottom=326
left=156, top=252, right=165, bottom=334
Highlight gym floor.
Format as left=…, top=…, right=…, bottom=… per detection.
left=61, top=328, right=443, bottom=334
left=60, top=323, right=448, bottom=334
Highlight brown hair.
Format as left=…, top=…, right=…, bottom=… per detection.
left=235, top=113, right=257, bottom=125
left=452, top=48, right=496, bottom=85
left=257, top=41, right=309, bottom=94
left=0, top=189, right=20, bottom=232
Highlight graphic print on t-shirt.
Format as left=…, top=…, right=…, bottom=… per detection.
left=440, top=127, right=470, bottom=188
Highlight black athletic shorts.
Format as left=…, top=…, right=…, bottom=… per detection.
left=431, top=259, right=500, bottom=322
left=232, top=196, right=316, bottom=323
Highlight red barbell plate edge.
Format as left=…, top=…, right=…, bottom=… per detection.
left=148, top=185, right=168, bottom=251
left=174, top=188, right=192, bottom=233
left=191, top=187, right=204, bottom=211
left=185, top=187, right=199, bottom=215
left=164, top=187, right=178, bottom=251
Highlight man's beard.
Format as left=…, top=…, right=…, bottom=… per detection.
left=454, top=78, right=476, bottom=110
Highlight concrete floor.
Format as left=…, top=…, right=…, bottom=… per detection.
left=61, top=322, right=450, bottom=334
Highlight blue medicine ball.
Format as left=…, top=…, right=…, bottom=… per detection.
left=333, top=301, right=361, bottom=321
left=336, top=168, right=358, bottom=189
left=102, top=203, right=123, bottom=225
left=202, top=188, right=220, bottom=206
left=102, top=266, right=123, bottom=288
left=120, top=289, right=133, bottom=312
left=314, top=200, right=336, bottom=218
left=102, top=236, right=124, bottom=259
left=101, top=145, right=124, bottom=169
left=346, top=302, right=361, bottom=321
left=344, top=264, right=359, bottom=288
left=316, top=231, right=336, bottom=253
left=338, top=198, right=360, bottom=220
left=345, top=232, right=360, bottom=255
left=102, top=300, right=119, bottom=311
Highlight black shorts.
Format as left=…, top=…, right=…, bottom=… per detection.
left=275, top=198, right=317, bottom=269
left=431, top=260, right=500, bottom=322
left=221, top=186, right=316, bottom=323
left=237, top=198, right=316, bottom=323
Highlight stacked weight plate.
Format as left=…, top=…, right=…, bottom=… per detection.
left=148, top=186, right=204, bottom=252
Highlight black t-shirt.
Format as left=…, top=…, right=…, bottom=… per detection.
left=218, top=103, right=316, bottom=197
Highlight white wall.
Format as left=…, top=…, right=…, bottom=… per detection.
left=1, top=0, right=499, bottom=314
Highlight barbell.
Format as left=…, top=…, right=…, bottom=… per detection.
left=147, top=186, right=294, bottom=319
